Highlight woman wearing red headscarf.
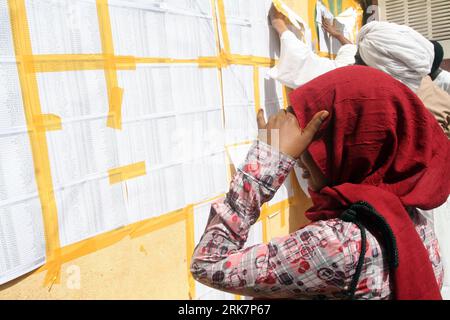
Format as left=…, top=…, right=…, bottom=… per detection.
left=191, top=66, right=449, bottom=300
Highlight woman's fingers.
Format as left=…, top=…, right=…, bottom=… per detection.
left=301, top=111, right=329, bottom=144
left=257, top=109, right=328, bottom=159
left=257, top=109, right=267, bottom=129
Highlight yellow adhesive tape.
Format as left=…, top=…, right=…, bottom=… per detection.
left=129, top=207, right=186, bottom=239
left=136, top=57, right=198, bottom=64
left=225, top=149, right=236, bottom=183
left=198, top=53, right=228, bottom=68
left=108, top=161, right=146, bottom=185
left=282, top=86, right=290, bottom=109
left=280, top=207, right=286, bottom=227
left=227, top=54, right=276, bottom=67
left=211, top=0, right=221, bottom=56
left=106, top=86, right=124, bottom=130
left=262, top=217, right=269, bottom=243
left=96, top=0, right=127, bottom=130
left=184, top=205, right=196, bottom=299
left=253, top=66, right=261, bottom=115
left=32, top=114, right=62, bottom=132
left=36, top=226, right=132, bottom=276
left=216, top=0, right=231, bottom=55
left=23, top=54, right=136, bottom=73
left=272, top=0, right=308, bottom=33
left=6, top=0, right=303, bottom=290
left=8, top=0, right=62, bottom=287
left=43, top=259, right=61, bottom=286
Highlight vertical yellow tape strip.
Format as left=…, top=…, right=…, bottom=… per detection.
left=282, top=86, right=290, bottom=109
left=96, top=0, right=123, bottom=130
left=216, top=0, right=231, bottom=56
left=280, top=207, right=286, bottom=228
left=185, top=205, right=196, bottom=299
left=308, top=0, right=319, bottom=53
left=253, top=66, right=261, bottom=115
left=262, top=218, right=268, bottom=243
left=8, top=0, right=61, bottom=285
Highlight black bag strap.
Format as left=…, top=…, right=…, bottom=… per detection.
left=340, top=201, right=399, bottom=300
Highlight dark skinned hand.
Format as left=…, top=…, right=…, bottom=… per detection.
left=257, top=107, right=329, bottom=159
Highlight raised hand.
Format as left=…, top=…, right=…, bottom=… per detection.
left=257, top=108, right=329, bottom=159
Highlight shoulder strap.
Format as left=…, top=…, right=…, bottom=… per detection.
left=340, top=201, right=399, bottom=300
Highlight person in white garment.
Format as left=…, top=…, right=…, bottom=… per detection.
left=268, top=5, right=358, bottom=89
left=357, top=21, right=435, bottom=93
left=357, top=21, right=450, bottom=138
left=430, top=40, right=450, bottom=95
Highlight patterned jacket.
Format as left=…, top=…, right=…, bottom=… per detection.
left=191, top=141, right=443, bottom=299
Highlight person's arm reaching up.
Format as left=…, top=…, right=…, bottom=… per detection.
left=190, top=110, right=342, bottom=298
left=269, top=4, right=288, bottom=36
left=322, top=17, right=353, bottom=45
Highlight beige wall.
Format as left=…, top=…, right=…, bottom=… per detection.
left=0, top=196, right=311, bottom=299
left=0, top=221, right=191, bottom=299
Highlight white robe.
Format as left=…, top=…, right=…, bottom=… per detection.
left=268, top=30, right=357, bottom=89
left=435, top=70, right=450, bottom=95
left=419, top=198, right=450, bottom=300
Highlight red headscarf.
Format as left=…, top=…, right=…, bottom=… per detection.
left=290, top=65, right=450, bottom=300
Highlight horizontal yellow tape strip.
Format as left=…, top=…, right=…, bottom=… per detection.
left=21, top=54, right=136, bottom=73
left=198, top=52, right=276, bottom=68
left=108, top=161, right=146, bottom=185
left=34, top=193, right=296, bottom=283
left=33, top=114, right=62, bottom=132
left=35, top=199, right=208, bottom=273
left=129, top=207, right=187, bottom=239
left=136, top=57, right=200, bottom=64
left=17, top=53, right=277, bottom=73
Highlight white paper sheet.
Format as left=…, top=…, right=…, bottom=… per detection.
left=222, top=0, right=280, bottom=59
left=26, top=0, right=102, bottom=55
left=316, top=1, right=358, bottom=56
left=0, top=0, right=292, bottom=291
left=0, top=60, right=46, bottom=284
left=316, top=1, right=342, bottom=55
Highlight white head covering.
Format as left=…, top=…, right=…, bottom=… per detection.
left=357, top=21, right=434, bottom=92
